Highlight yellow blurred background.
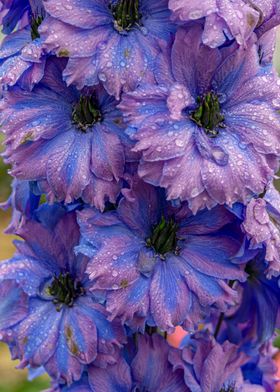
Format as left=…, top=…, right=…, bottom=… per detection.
left=1, top=29, right=280, bottom=392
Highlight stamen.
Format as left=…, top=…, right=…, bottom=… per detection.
left=110, top=0, right=142, bottom=32
left=190, top=92, right=225, bottom=137
left=146, top=216, right=179, bottom=257
left=72, top=95, right=102, bottom=132
left=48, top=272, right=84, bottom=311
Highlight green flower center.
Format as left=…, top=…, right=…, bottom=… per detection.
left=146, top=216, right=178, bottom=257
left=110, top=0, right=142, bottom=32
left=190, top=92, right=225, bottom=137
left=72, top=95, right=102, bottom=132
left=48, top=273, right=84, bottom=311
left=31, top=16, right=44, bottom=40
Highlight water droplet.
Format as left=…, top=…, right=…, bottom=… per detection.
left=175, top=139, right=184, bottom=147
left=98, top=73, right=107, bottom=82
left=188, top=10, right=204, bottom=19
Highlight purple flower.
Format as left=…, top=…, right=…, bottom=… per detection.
left=168, top=0, right=260, bottom=47
left=0, top=211, right=126, bottom=384
left=40, top=0, right=175, bottom=99
left=48, top=357, right=132, bottom=392
left=0, top=0, right=46, bottom=89
left=120, top=26, right=280, bottom=212
left=78, top=177, right=246, bottom=332
left=0, top=27, right=46, bottom=90
left=224, top=251, right=280, bottom=345
left=242, top=182, right=280, bottom=277
left=169, top=331, right=268, bottom=392
left=50, top=334, right=186, bottom=392
left=1, top=57, right=128, bottom=210
left=129, top=333, right=186, bottom=391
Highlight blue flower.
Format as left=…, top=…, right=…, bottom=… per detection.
left=0, top=0, right=47, bottom=90
left=50, top=334, right=186, bottom=392
left=169, top=331, right=272, bottom=392
left=78, top=176, right=246, bottom=332
left=1, top=57, right=129, bottom=209
left=40, top=0, right=175, bottom=98
left=0, top=26, right=46, bottom=90
left=224, top=250, right=280, bottom=346
left=119, top=26, right=280, bottom=213
left=0, top=210, right=126, bottom=384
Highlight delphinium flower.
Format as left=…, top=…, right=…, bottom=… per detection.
left=168, top=331, right=276, bottom=391
left=168, top=0, right=260, bottom=48
left=77, top=176, right=247, bottom=332
left=0, top=210, right=126, bottom=384
left=0, top=0, right=47, bottom=89
left=39, top=0, right=175, bottom=98
left=48, top=334, right=187, bottom=392
left=1, top=0, right=280, bottom=390
left=242, top=181, right=280, bottom=277
left=223, top=250, right=280, bottom=346
left=1, top=57, right=129, bottom=209
left=120, top=26, right=280, bottom=212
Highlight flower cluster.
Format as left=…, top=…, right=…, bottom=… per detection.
left=1, top=0, right=280, bottom=390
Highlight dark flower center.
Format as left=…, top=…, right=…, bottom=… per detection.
left=220, top=387, right=235, bottom=392
left=146, top=216, right=178, bottom=257
left=72, top=95, right=102, bottom=132
left=48, top=272, right=84, bottom=311
left=245, top=261, right=259, bottom=281
left=190, top=92, right=225, bottom=137
left=31, top=15, right=43, bottom=40
left=110, top=0, right=142, bottom=32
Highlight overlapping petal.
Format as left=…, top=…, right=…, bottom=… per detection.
left=78, top=178, right=247, bottom=332
left=120, top=26, right=280, bottom=211
left=41, top=0, right=175, bottom=97
left=1, top=58, right=127, bottom=209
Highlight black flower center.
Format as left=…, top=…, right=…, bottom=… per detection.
left=31, top=16, right=43, bottom=40
left=48, top=272, right=84, bottom=311
left=146, top=216, right=178, bottom=257
left=72, top=95, right=102, bottom=132
left=245, top=260, right=260, bottom=282
left=190, top=92, right=225, bottom=137
left=110, top=0, right=142, bottom=32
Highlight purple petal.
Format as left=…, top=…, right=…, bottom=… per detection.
left=88, top=358, right=132, bottom=392
left=91, top=123, right=124, bottom=181
left=16, top=299, right=61, bottom=368
left=46, top=131, right=91, bottom=203
left=43, top=0, right=111, bottom=29
left=150, top=255, right=191, bottom=331
left=0, top=280, right=28, bottom=330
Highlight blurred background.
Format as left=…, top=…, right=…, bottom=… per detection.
left=1, top=30, right=280, bottom=392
